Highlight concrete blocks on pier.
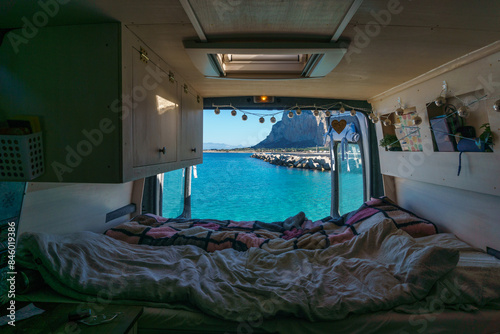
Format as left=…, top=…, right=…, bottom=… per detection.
left=251, top=153, right=331, bottom=171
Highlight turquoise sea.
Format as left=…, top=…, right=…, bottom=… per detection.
left=163, top=152, right=363, bottom=222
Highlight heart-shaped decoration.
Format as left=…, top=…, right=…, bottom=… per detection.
left=331, top=119, right=347, bottom=134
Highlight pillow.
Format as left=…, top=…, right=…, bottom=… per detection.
left=345, top=196, right=438, bottom=238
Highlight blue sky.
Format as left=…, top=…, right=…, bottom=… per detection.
left=203, top=110, right=282, bottom=147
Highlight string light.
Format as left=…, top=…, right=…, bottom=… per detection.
left=493, top=100, right=500, bottom=111
left=458, top=106, right=469, bottom=118
left=383, top=119, right=392, bottom=126
left=435, top=81, right=448, bottom=106
left=395, top=97, right=404, bottom=116
left=435, top=96, right=447, bottom=107
left=339, top=105, right=345, bottom=113
left=412, top=115, right=423, bottom=125
left=372, top=116, right=379, bottom=124
left=210, top=102, right=374, bottom=126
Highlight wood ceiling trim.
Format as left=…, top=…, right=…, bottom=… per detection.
left=331, top=0, right=364, bottom=42
left=179, top=0, right=207, bottom=42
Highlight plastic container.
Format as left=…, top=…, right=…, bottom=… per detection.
left=0, top=132, right=44, bottom=180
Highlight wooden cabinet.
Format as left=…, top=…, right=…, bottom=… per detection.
left=131, top=55, right=179, bottom=167
left=180, top=88, right=203, bottom=161
left=0, top=23, right=202, bottom=183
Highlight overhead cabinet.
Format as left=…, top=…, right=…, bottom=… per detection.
left=0, top=23, right=203, bottom=183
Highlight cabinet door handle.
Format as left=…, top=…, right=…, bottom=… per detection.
left=159, top=147, right=166, bottom=155
left=191, top=148, right=197, bottom=153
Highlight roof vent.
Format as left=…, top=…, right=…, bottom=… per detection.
left=184, top=40, right=349, bottom=80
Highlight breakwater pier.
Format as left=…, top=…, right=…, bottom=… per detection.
left=251, top=153, right=331, bottom=171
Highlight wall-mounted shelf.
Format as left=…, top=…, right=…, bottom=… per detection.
left=426, top=90, right=493, bottom=153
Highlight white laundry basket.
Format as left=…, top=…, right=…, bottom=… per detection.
left=0, top=132, right=44, bottom=181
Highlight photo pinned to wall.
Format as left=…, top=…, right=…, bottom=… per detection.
left=394, top=110, right=423, bottom=152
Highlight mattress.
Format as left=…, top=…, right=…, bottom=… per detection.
left=17, top=232, right=500, bottom=334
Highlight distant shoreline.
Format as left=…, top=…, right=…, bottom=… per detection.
left=203, top=151, right=254, bottom=153
left=203, top=150, right=330, bottom=157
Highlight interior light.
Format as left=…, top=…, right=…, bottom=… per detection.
left=253, top=96, right=275, bottom=104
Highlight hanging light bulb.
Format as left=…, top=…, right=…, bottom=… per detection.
left=368, top=113, right=373, bottom=120
left=325, top=110, right=331, bottom=117
left=383, top=119, right=392, bottom=126
left=435, top=96, right=447, bottom=107
left=288, top=111, right=294, bottom=118
left=350, top=109, right=356, bottom=116
left=313, top=109, right=319, bottom=117
left=372, top=116, right=379, bottom=124
left=458, top=106, right=470, bottom=118
left=493, top=100, right=500, bottom=111
left=214, top=107, right=220, bottom=115
left=259, top=117, right=265, bottom=123
left=242, top=114, right=248, bottom=121
left=339, top=106, right=345, bottom=113
left=412, top=115, right=423, bottom=126
left=296, top=108, right=302, bottom=116
left=231, top=109, right=237, bottom=116
left=395, top=107, right=404, bottom=116
left=270, top=116, right=276, bottom=123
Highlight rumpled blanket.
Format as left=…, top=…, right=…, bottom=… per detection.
left=104, top=197, right=437, bottom=254
left=16, top=220, right=458, bottom=321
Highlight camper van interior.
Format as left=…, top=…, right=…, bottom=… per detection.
left=0, top=0, right=499, bottom=333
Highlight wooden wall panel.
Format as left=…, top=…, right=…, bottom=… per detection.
left=370, top=43, right=500, bottom=250
left=18, top=180, right=143, bottom=236
left=370, top=44, right=500, bottom=197
left=394, top=178, right=500, bottom=251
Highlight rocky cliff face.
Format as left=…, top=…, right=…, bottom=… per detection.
left=254, top=110, right=329, bottom=148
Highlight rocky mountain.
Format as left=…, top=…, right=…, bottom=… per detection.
left=253, top=110, right=329, bottom=148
